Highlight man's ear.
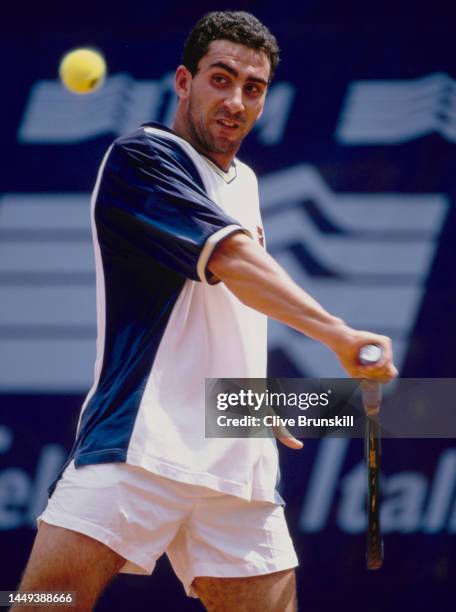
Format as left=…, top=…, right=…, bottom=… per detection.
left=174, top=65, right=192, bottom=100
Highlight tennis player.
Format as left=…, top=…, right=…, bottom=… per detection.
left=13, top=11, right=397, bottom=612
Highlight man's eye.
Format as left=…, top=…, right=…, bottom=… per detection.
left=213, top=75, right=228, bottom=85
left=246, top=84, right=261, bottom=95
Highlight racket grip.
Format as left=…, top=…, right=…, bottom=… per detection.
left=361, top=380, right=381, bottom=414
left=359, top=344, right=383, bottom=414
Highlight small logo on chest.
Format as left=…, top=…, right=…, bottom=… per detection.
left=257, top=226, right=265, bottom=248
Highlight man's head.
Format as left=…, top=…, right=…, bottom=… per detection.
left=172, top=11, right=280, bottom=170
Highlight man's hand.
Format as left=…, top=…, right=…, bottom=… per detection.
left=324, top=325, right=397, bottom=381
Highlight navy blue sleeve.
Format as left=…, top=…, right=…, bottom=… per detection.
left=95, top=130, right=246, bottom=283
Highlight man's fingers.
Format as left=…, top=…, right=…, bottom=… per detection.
left=357, top=362, right=398, bottom=382
left=278, top=436, right=304, bottom=450
left=272, top=425, right=303, bottom=449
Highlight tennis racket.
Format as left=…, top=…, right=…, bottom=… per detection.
left=359, top=344, right=383, bottom=570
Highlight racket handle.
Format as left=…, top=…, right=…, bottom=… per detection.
left=359, top=344, right=384, bottom=570
left=366, top=415, right=383, bottom=569
left=359, top=345, right=383, bottom=414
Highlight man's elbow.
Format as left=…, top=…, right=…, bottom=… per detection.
left=207, top=231, right=251, bottom=281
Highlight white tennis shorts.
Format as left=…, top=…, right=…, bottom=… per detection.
left=38, top=461, right=298, bottom=597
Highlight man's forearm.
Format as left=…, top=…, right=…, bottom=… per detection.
left=208, top=232, right=348, bottom=351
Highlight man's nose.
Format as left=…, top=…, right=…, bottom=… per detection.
left=224, top=86, right=245, bottom=114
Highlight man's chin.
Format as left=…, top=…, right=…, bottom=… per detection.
left=212, top=135, right=240, bottom=154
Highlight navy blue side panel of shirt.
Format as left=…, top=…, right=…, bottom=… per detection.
left=49, top=124, right=242, bottom=494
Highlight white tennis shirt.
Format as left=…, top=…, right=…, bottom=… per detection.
left=50, top=122, right=281, bottom=504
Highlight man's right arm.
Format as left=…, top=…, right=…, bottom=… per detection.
left=208, top=231, right=397, bottom=381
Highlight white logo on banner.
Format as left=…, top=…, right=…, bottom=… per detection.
left=0, top=167, right=448, bottom=391
left=336, top=72, right=456, bottom=144
left=17, top=73, right=295, bottom=146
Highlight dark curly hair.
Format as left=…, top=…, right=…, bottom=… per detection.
left=182, top=11, right=280, bottom=83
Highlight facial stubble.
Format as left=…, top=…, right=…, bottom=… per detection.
left=186, top=93, right=241, bottom=158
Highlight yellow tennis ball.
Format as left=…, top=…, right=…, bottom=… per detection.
left=59, top=48, right=106, bottom=94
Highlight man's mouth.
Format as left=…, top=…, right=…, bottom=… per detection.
left=216, top=118, right=240, bottom=130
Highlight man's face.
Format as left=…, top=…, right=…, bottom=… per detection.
left=179, top=39, right=271, bottom=166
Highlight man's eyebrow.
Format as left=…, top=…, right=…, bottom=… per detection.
left=208, top=61, right=269, bottom=86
